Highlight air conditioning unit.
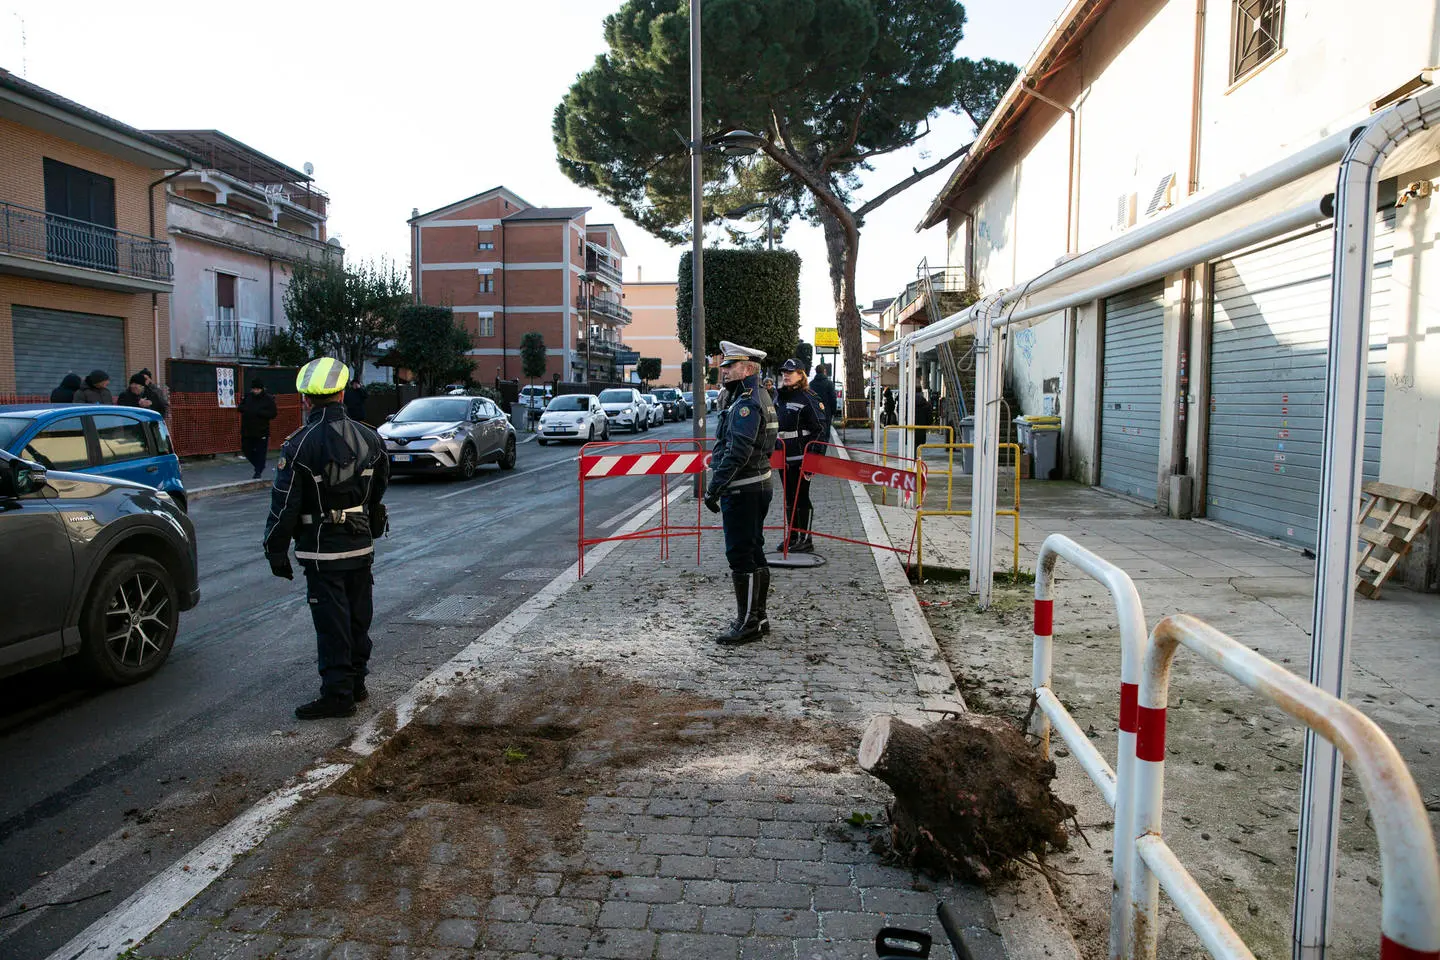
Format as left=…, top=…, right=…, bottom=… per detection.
left=1115, top=192, right=1137, bottom=231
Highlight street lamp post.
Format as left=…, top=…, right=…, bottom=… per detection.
left=689, top=0, right=705, bottom=494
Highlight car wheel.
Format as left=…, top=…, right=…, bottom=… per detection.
left=601, top=422, right=610, bottom=440
left=78, top=554, right=179, bottom=685
left=500, top=436, right=517, bottom=470
left=456, top=443, right=478, bottom=480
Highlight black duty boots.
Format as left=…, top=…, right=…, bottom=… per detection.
left=295, top=695, right=357, bottom=720
left=717, top=568, right=772, bottom=646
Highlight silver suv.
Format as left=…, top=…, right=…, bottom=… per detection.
left=379, top=396, right=518, bottom=479
left=598, top=388, right=648, bottom=434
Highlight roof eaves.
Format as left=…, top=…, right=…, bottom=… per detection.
left=0, top=69, right=198, bottom=167
left=410, top=186, right=533, bottom=223
left=916, top=0, right=1111, bottom=231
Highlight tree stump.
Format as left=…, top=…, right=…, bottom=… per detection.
left=858, top=713, right=1073, bottom=883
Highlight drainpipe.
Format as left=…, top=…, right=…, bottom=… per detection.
left=147, top=165, right=189, bottom=380
left=1169, top=0, right=1206, bottom=513
left=500, top=219, right=508, bottom=379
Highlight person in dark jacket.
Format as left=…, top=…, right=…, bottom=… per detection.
left=704, top=341, right=779, bottom=646
left=810, top=363, right=838, bottom=429
left=343, top=379, right=367, bottom=423
left=238, top=380, right=279, bottom=479
left=117, top=373, right=154, bottom=409
left=136, top=368, right=169, bottom=417
left=265, top=357, right=389, bottom=719
left=50, top=373, right=82, bottom=403
left=775, top=359, right=824, bottom=553
left=73, top=370, right=113, bottom=405
left=914, top=388, right=933, bottom=449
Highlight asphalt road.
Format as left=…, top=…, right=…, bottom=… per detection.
left=0, top=418, right=702, bottom=960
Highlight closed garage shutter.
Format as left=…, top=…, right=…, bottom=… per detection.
left=1205, top=220, right=1391, bottom=548
left=12, top=306, right=127, bottom=395
left=1099, top=282, right=1165, bottom=501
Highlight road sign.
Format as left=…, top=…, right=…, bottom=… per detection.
left=815, top=327, right=840, bottom=348
left=614, top=350, right=640, bottom=365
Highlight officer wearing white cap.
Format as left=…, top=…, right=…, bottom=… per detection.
left=264, top=357, right=390, bottom=719
left=704, top=341, right=779, bottom=645
left=775, top=358, right=823, bottom=552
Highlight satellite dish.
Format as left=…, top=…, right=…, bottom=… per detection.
left=303, top=161, right=314, bottom=176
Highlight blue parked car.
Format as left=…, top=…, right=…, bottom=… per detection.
left=0, top=404, right=187, bottom=511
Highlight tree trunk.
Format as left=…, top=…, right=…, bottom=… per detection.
left=858, top=713, right=1073, bottom=883
left=815, top=205, right=866, bottom=421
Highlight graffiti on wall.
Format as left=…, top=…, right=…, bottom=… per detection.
left=1015, top=327, right=1036, bottom=365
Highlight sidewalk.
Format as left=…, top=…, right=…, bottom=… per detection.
left=183, top=455, right=271, bottom=496
left=119, top=471, right=1071, bottom=960
left=875, top=478, right=1440, bottom=958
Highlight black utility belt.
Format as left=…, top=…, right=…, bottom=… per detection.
left=300, top=506, right=367, bottom=525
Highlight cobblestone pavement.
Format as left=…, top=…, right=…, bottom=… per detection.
left=133, top=478, right=1006, bottom=960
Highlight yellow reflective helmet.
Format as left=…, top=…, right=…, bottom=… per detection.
left=296, top=357, right=351, bottom=395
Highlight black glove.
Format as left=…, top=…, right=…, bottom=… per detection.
left=267, top=552, right=294, bottom=580
left=704, top=494, right=721, bottom=514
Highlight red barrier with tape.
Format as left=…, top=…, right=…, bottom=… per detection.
left=778, top=441, right=926, bottom=559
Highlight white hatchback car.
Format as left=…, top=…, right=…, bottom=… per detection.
left=537, top=394, right=609, bottom=445
left=641, top=395, right=665, bottom=428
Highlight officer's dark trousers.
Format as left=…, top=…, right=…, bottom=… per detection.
left=241, top=436, right=268, bottom=478
left=781, top=462, right=812, bottom=534
left=304, top=565, right=374, bottom=700
left=721, top=485, right=772, bottom=573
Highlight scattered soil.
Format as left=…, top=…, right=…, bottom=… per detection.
left=240, top=666, right=858, bottom=939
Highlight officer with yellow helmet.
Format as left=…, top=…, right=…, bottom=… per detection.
left=263, top=357, right=390, bottom=719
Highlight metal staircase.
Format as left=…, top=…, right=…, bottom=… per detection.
left=917, top=259, right=971, bottom=434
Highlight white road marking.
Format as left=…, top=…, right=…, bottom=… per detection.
left=434, top=456, right=578, bottom=500
left=42, top=486, right=684, bottom=960
left=598, top=495, right=655, bottom=531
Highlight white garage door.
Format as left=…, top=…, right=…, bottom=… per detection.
left=1206, top=221, right=1391, bottom=548
left=1099, top=282, right=1166, bottom=502
left=12, top=306, right=127, bottom=396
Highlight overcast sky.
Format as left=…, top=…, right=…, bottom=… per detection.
left=1, top=0, right=1061, bottom=345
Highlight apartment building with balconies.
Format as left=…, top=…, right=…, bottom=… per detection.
left=0, top=70, right=192, bottom=397
left=409, top=186, right=630, bottom=382
left=148, top=129, right=342, bottom=363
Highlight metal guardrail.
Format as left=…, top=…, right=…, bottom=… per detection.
left=577, top=294, right=632, bottom=324
left=0, top=200, right=173, bottom=282
left=207, top=320, right=276, bottom=359
left=584, top=254, right=622, bottom=285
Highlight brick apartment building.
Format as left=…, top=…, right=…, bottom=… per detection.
left=0, top=70, right=193, bottom=397
left=408, top=186, right=630, bottom=382
left=622, top=277, right=687, bottom=387
left=148, top=129, right=340, bottom=364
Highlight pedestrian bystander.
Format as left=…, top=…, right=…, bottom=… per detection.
left=74, top=370, right=113, bottom=404
left=117, top=373, right=154, bottom=408
left=238, top=379, right=278, bottom=479
left=50, top=373, right=81, bottom=403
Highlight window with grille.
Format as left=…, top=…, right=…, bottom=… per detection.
left=1231, top=0, right=1284, bottom=84
left=478, top=241, right=494, bottom=250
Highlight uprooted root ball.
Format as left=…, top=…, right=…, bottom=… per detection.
left=858, top=712, right=1073, bottom=883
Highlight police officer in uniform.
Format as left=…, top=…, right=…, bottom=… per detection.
left=264, top=357, right=390, bottom=719
left=775, top=358, right=823, bottom=553
left=704, top=341, right=779, bottom=646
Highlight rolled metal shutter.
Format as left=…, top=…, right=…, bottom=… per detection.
left=12, top=306, right=127, bottom=396
left=1206, top=220, right=1391, bottom=547
left=1099, top=282, right=1165, bottom=501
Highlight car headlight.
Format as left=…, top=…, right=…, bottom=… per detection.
left=423, top=429, right=461, bottom=441
left=155, top=490, right=173, bottom=502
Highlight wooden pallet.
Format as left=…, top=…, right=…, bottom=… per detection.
left=1354, top=482, right=1437, bottom=598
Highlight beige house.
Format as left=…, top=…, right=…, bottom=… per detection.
left=0, top=70, right=191, bottom=396
left=920, top=0, right=1440, bottom=584
left=622, top=279, right=687, bottom=387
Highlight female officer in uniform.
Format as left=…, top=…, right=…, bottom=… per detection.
left=774, top=358, right=823, bottom=553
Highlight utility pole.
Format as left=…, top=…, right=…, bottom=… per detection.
left=689, top=0, right=706, bottom=496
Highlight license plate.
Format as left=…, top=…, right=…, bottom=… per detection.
left=391, top=454, right=412, bottom=462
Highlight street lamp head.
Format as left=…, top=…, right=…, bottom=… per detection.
left=708, top=129, right=760, bottom=156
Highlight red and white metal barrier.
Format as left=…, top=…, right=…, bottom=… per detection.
left=1129, top=614, right=1440, bottom=960
left=577, top=438, right=788, bottom=576
left=1032, top=534, right=1148, bottom=960
left=785, top=441, right=927, bottom=559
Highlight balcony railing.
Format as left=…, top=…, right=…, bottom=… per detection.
left=880, top=266, right=968, bottom=330
left=0, top=200, right=173, bottom=282
left=208, top=319, right=276, bottom=359
left=584, top=252, right=623, bottom=286
left=577, top=293, right=632, bottom=324
left=576, top=338, right=629, bottom=358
